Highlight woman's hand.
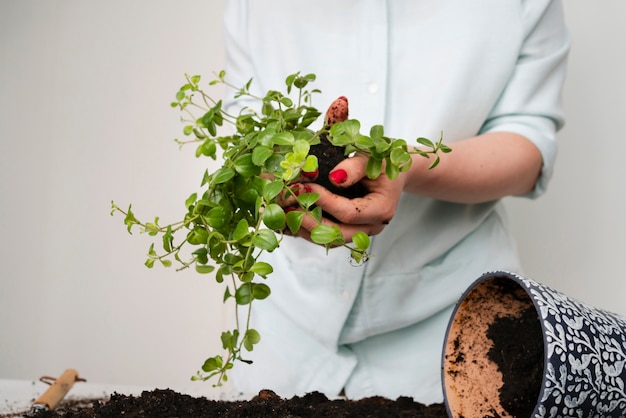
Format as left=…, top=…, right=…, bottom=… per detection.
left=286, top=153, right=406, bottom=243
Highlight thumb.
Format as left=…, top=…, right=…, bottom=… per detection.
left=328, top=152, right=369, bottom=188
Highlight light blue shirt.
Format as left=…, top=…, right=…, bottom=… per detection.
left=222, top=0, right=569, bottom=404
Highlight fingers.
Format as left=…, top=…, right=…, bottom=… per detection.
left=300, top=211, right=385, bottom=242
left=306, top=182, right=397, bottom=225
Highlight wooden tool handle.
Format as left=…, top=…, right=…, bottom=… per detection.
left=33, top=369, right=81, bottom=410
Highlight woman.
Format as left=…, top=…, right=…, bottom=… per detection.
left=222, top=0, right=569, bottom=403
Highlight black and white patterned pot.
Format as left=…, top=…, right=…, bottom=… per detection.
left=442, top=271, right=626, bottom=418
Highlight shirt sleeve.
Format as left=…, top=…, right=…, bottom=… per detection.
left=479, top=0, right=570, bottom=199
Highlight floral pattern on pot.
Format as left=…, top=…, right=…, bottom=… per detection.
left=511, top=273, right=626, bottom=418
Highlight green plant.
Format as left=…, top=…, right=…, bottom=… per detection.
left=110, top=71, right=451, bottom=386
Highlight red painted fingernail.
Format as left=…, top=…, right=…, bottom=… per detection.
left=285, top=206, right=298, bottom=213
left=302, top=169, right=318, bottom=179
left=304, top=184, right=312, bottom=193
left=290, top=184, right=302, bottom=196
left=329, top=169, right=348, bottom=184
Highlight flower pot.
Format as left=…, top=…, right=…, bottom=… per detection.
left=442, top=270, right=626, bottom=418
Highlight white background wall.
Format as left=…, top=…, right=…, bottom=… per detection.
left=1, top=0, right=625, bottom=394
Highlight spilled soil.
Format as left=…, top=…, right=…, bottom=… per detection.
left=21, top=389, right=447, bottom=417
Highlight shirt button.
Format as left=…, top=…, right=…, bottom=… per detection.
left=368, top=83, right=379, bottom=94
left=342, top=291, right=350, bottom=301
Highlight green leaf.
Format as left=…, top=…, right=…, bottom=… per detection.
left=310, top=206, right=323, bottom=222
left=234, top=154, right=260, bottom=177
left=251, top=229, right=279, bottom=251
left=350, top=248, right=368, bottom=265
left=263, top=180, right=285, bottom=202
left=185, top=193, right=197, bottom=209
left=310, top=224, right=343, bottom=245
left=251, top=146, right=273, bottom=166
left=235, top=283, right=253, bottom=305
left=236, top=114, right=256, bottom=134
left=366, top=158, right=383, bottom=179
left=252, top=283, right=271, bottom=299
left=201, top=356, right=223, bottom=372
left=206, top=206, right=229, bottom=228
left=286, top=210, right=304, bottom=234
left=296, top=192, right=320, bottom=210
left=285, top=72, right=298, bottom=93
left=293, top=139, right=310, bottom=158
left=239, top=271, right=255, bottom=283
left=375, top=140, right=391, bottom=154
left=342, top=120, right=361, bottom=138
left=245, top=328, right=261, bottom=344
left=329, top=132, right=351, bottom=147
left=292, top=76, right=308, bottom=89
left=279, top=97, right=293, bottom=107
left=221, top=330, right=239, bottom=350
left=162, top=225, right=173, bottom=252
left=233, top=219, right=250, bottom=241
left=390, top=147, right=411, bottom=166
left=385, top=159, right=400, bottom=180
left=428, top=155, right=441, bottom=169
left=262, top=203, right=285, bottom=230
left=264, top=153, right=284, bottom=173
left=301, top=155, right=318, bottom=173
left=122, top=205, right=138, bottom=233
left=416, top=137, right=435, bottom=148
left=243, top=328, right=261, bottom=351
left=195, top=264, right=215, bottom=274
left=145, top=219, right=159, bottom=236
left=187, top=227, right=209, bottom=245
left=370, top=125, right=384, bottom=139
left=440, top=144, right=453, bottom=153
left=300, top=108, right=321, bottom=128
left=272, top=132, right=295, bottom=146
left=261, top=101, right=274, bottom=116
left=197, top=140, right=217, bottom=158
left=257, top=129, right=276, bottom=147
left=355, top=135, right=375, bottom=149
left=352, top=231, right=370, bottom=251
left=193, top=247, right=209, bottom=264
left=249, top=262, right=273, bottom=278
left=212, top=167, right=236, bottom=184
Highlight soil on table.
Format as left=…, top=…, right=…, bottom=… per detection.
left=19, top=389, right=447, bottom=418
